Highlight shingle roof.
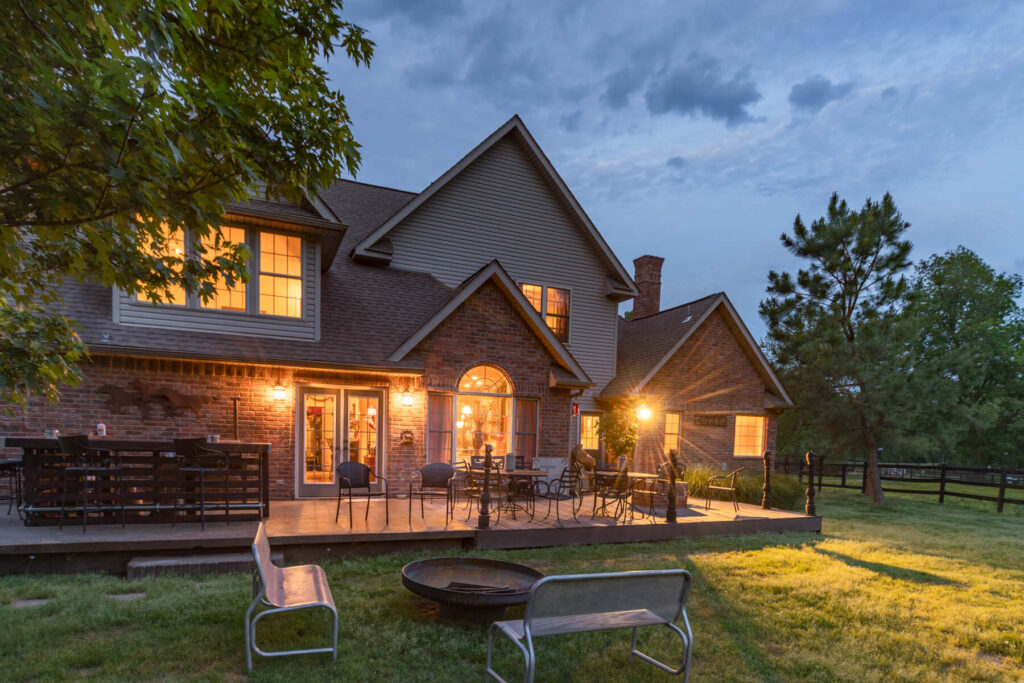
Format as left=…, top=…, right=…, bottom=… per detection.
left=600, top=293, right=722, bottom=398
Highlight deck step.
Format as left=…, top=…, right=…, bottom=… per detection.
left=126, top=552, right=282, bottom=580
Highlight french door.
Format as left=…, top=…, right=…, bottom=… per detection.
left=297, top=387, right=384, bottom=498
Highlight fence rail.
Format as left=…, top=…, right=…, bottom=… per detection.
left=774, top=454, right=1024, bottom=513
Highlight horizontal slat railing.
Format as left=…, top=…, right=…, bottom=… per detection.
left=6, top=438, right=270, bottom=526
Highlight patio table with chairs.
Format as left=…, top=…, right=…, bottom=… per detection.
left=2, top=436, right=270, bottom=529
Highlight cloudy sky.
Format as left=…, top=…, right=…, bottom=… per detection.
left=328, top=0, right=1024, bottom=340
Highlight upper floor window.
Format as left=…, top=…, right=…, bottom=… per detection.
left=201, top=226, right=247, bottom=312
left=259, top=232, right=303, bottom=318
left=135, top=226, right=302, bottom=318
left=733, top=415, right=766, bottom=457
left=139, top=225, right=187, bottom=306
left=519, top=282, right=570, bottom=343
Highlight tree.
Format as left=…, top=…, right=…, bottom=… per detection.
left=0, top=1, right=373, bottom=406
left=761, top=193, right=913, bottom=504
left=598, top=396, right=641, bottom=466
left=905, top=247, right=1024, bottom=466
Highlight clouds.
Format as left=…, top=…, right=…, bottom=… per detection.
left=645, top=53, right=762, bottom=126
left=788, top=75, right=854, bottom=113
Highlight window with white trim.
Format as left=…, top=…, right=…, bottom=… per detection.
left=135, top=225, right=302, bottom=318
left=733, top=415, right=766, bottom=456
left=519, top=282, right=570, bottom=342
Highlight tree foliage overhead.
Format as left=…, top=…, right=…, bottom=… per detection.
left=0, top=0, right=373, bottom=406
left=761, top=192, right=913, bottom=504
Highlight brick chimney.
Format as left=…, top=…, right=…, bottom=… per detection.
left=632, top=255, right=665, bottom=319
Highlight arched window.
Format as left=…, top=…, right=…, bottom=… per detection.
left=426, top=364, right=538, bottom=465
left=456, top=365, right=513, bottom=463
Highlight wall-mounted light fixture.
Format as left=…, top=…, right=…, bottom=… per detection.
left=637, top=403, right=652, bottom=421
left=402, top=390, right=413, bottom=407
left=272, top=383, right=286, bottom=402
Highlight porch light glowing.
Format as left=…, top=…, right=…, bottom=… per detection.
left=272, top=384, right=286, bottom=402
left=401, top=391, right=413, bottom=407
left=637, top=404, right=652, bottom=421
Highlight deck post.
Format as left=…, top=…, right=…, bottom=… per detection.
left=804, top=451, right=817, bottom=516
left=478, top=444, right=493, bottom=529
left=761, top=450, right=772, bottom=509
left=997, top=468, right=1008, bottom=513
left=666, top=450, right=678, bottom=523
left=841, top=463, right=847, bottom=488
left=938, top=464, right=947, bottom=504
left=816, top=454, right=824, bottom=492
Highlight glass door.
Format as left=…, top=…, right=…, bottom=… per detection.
left=345, top=391, right=382, bottom=483
left=298, top=388, right=341, bottom=498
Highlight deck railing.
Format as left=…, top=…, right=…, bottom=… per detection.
left=5, top=438, right=270, bottom=526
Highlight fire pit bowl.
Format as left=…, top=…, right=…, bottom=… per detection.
left=401, top=557, right=543, bottom=621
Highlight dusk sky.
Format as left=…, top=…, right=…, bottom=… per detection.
left=329, top=0, right=1024, bottom=340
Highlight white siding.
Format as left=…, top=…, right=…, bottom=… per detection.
left=386, top=137, right=620, bottom=402
left=116, top=239, right=319, bottom=341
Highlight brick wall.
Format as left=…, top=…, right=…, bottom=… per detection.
left=414, top=279, right=572, bottom=471
left=0, top=280, right=576, bottom=498
left=634, top=308, right=781, bottom=472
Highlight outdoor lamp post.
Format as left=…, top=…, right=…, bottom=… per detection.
left=805, top=450, right=817, bottom=516
left=478, top=443, right=493, bottom=529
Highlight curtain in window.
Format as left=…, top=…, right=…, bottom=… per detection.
left=514, top=399, right=538, bottom=463
left=427, top=393, right=453, bottom=463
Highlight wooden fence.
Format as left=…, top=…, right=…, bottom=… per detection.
left=775, top=453, right=1024, bottom=513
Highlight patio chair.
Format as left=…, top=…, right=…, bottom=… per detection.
left=245, top=522, right=337, bottom=670
left=172, top=437, right=230, bottom=530
left=532, top=468, right=582, bottom=525
left=57, top=434, right=126, bottom=532
left=705, top=467, right=743, bottom=513
left=460, top=463, right=508, bottom=524
left=592, top=468, right=635, bottom=524
left=335, top=460, right=389, bottom=529
left=409, top=462, right=456, bottom=526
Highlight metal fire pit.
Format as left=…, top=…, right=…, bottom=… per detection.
left=401, top=557, right=543, bottom=621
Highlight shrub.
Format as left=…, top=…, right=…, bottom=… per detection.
left=684, top=465, right=804, bottom=511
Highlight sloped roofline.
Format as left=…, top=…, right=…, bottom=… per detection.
left=389, top=260, right=593, bottom=386
left=634, top=293, right=793, bottom=405
left=351, top=115, right=638, bottom=295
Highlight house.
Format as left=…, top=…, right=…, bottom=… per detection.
left=1, top=116, right=792, bottom=499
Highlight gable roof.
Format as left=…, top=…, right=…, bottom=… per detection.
left=601, top=292, right=793, bottom=405
left=350, top=115, right=637, bottom=299
left=389, top=260, right=593, bottom=387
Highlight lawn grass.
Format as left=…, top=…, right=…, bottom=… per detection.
left=1, top=489, right=1022, bottom=682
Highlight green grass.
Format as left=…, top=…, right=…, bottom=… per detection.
left=819, top=476, right=1024, bottom=517
left=1, top=489, right=1022, bottom=681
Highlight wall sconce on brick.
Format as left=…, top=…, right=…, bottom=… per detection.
left=272, top=383, right=286, bottom=402
left=401, top=390, right=413, bottom=407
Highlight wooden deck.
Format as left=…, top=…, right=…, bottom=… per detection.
left=0, top=495, right=820, bottom=575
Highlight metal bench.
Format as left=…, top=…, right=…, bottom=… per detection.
left=486, top=569, right=693, bottom=683
left=245, top=522, right=338, bottom=670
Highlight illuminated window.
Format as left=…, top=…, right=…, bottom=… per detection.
left=258, top=232, right=302, bottom=318
left=519, top=283, right=570, bottom=342
left=200, top=226, right=247, bottom=311
left=580, top=414, right=600, bottom=451
left=733, top=415, right=766, bottom=456
left=520, top=283, right=543, bottom=312
left=664, top=411, right=682, bottom=456
left=139, top=224, right=186, bottom=305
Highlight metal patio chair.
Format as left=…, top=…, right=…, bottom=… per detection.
left=335, top=460, right=389, bottom=529
left=57, top=434, right=126, bottom=532
left=245, top=522, right=337, bottom=670
left=409, top=462, right=456, bottom=526
left=705, top=467, right=743, bottom=513
left=532, top=468, right=582, bottom=525
left=592, top=467, right=636, bottom=524
left=172, top=437, right=230, bottom=530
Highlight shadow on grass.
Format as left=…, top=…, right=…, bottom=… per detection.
left=812, top=547, right=961, bottom=586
